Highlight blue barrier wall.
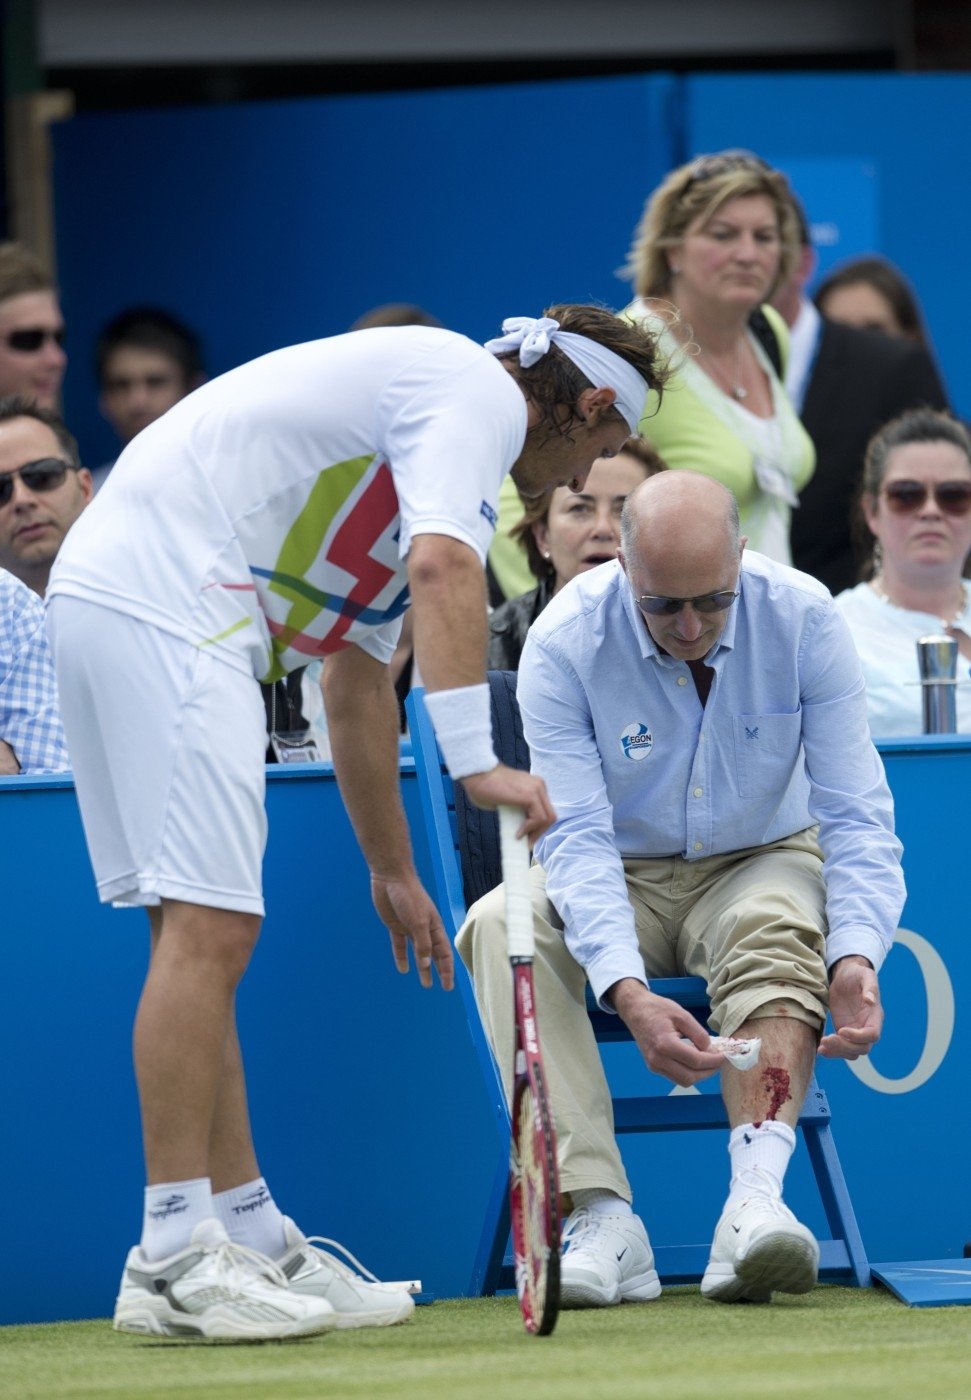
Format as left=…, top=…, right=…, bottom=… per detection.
left=51, top=70, right=971, bottom=468
left=51, top=73, right=681, bottom=467
left=1, top=738, right=969, bottom=1323
left=0, top=766, right=500, bottom=1325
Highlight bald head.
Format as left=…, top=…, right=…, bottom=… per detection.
left=621, top=471, right=740, bottom=566
left=619, top=471, right=744, bottom=661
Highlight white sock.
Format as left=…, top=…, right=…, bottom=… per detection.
left=571, top=1188, right=633, bottom=1218
left=727, top=1121, right=796, bottom=1203
left=213, top=1177, right=288, bottom=1259
left=141, top=1177, right=213, bottom=1261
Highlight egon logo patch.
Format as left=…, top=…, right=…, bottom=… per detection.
left=620, top=722, right=653, bottom=761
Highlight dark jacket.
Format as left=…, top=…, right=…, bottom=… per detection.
left=792, top=319, right=949, bottom=594
left=487, top=577, right=556, bottom=671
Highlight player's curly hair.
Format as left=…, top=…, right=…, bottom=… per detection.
left=493, top=303, right=673, bottom=441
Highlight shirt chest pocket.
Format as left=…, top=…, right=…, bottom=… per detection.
left=732, top=712, right=803, bottom=799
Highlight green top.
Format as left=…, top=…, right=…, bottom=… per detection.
left=629, top=301, right=815, bottom=564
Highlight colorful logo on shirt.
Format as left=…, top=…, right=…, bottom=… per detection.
left=620, top=722, right=653, bottom=760
left=480, top=499, right=498, bottom=528
left=251, top=457, right=410, bottom=678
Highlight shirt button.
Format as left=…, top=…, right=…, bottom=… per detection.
left=677, top=676, right=688, bottom=686
left=693, top=787, right=703, bottom=797
left=693, top=841, right=703, bottom=851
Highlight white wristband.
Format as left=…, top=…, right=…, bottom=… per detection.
left=424, top=684, right=499, bottom=780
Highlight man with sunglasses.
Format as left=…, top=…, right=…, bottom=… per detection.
left=0, top=244, right=67, bottom=411
left=459, top=469, right=904, bottom=1308
left=0, top=398, right=92, bottom=597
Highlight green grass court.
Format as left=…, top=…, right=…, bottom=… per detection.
left=2, top=1289, right=968, bottom=1400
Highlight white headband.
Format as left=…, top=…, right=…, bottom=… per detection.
left=484, top=315, right=647, bottom=435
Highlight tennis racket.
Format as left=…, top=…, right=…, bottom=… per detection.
left=499, top=805, right=561, bottom=1337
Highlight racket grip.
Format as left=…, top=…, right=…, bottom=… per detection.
left=499, top=805, right=535, bottom=960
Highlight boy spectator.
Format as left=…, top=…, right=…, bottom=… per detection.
left=94, top=307, right=205, bottom=487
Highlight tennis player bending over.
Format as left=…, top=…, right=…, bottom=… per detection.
left=47, top=307, right=666, bottom=1341
left=458, top=471, right=905, bottom=1308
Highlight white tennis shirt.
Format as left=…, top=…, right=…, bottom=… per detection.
left=49, top=327, right=527, bottom=681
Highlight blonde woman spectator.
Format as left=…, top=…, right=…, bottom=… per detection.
left=623, top=150, right=814, bottom=564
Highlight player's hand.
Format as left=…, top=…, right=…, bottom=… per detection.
left=460, top=763, right=556, bottom=841
left=609, top=979, right=725, bottom=1088
left=819, top=955, right=882, bottom=1059
left=370, top=872, right=454, bottom=991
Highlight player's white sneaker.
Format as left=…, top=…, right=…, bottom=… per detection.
left=276, top=1218, right=416, bottom=1328
left=559, top=1208, right=661, bottom=1307
left=701, top=1171, right=819, bottom=1303
left=113, top=1218, right=336, bottom=1340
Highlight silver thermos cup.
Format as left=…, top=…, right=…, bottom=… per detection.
left=916, top=634, right=958, bottom=734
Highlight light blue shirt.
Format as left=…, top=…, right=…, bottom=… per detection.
left=518, top=552, right=905, bottom=1006
left=1, top=569, right=69, bottom=775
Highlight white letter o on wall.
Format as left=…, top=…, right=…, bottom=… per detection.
left=846, top=929, right=955, bottom=1095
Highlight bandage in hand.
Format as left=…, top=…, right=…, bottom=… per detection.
left=707, top=1035, right=762, bottom=1070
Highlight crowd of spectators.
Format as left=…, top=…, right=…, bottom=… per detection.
left=2, top=146, right=967, bottom=780
left=2, top=138, right=967, bottom=782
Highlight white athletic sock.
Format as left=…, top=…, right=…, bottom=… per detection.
left=141, top=1177, right=214, bottom=1261
left=727, top=1121, right=797, bottom=1203
left=213, top=1177, right=288, bottom=1259
left=571, top=1188, right=633, bottom=1218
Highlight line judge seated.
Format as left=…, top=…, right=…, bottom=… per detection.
left=457, top=470, right=904, bottom=1308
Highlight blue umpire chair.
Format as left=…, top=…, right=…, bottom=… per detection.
left=406, top=671, right=871, bottom=1295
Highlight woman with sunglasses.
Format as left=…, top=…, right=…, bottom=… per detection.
left=622, top=150, right=814, bottom=565
left=835, top=408, right=971, bottom=737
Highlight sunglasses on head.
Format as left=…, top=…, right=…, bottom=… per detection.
left=4, top=327, right=66, bottom=354
left=682, top=149, right=771, bottom=193
left=881, top=479, right=971, bottom=516
left=637, top=589, right=739, bottom=617
left=0, top=458, right=79, bottom=507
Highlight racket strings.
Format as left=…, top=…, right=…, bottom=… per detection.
left=518, top=1091, right=548, bottom=1296
left=514, top=1080, right=559, bottom=1327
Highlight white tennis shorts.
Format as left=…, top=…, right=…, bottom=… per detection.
left=47, top=597, right=268, bottom=914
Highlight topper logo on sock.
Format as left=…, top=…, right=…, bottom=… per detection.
left=232, top=1185, right=271, bottom=1215
left=480, top=499, right=498, bottom=528
left=620, top=722, right=653, bottom=761
left=148, top=1194, right=189, bottom=1221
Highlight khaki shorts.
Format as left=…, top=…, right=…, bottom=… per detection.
left=457, top=830, right=829, bottom=1198
left=618, top=829, right=829, bottom=1034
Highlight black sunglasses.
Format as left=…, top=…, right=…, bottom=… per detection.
left=882, top=479, right=971, bottom=517
left=0, top=458, right=80, bottom=507
left=637, top=589, right=739, bottom=617
left=5, top=327, right=67, bottom=353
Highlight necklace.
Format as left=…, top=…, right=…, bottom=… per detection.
left=870, top=575, right=969, bottom=632
left=696, top=336, right=747, bottom=401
